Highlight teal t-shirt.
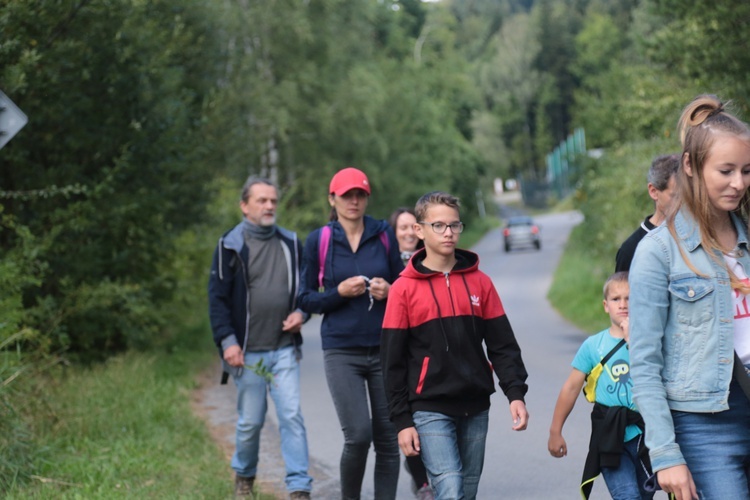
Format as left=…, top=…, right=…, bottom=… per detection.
left=572, top=328, right=641, bottom=442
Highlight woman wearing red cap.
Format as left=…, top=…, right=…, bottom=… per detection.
left=299, top=167, right=404, bottom=500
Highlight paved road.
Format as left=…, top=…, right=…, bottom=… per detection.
left=207, top=209, right=666, bottom=499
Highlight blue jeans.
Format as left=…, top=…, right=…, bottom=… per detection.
left=601, top=436, right=654, bottom=500
left=324, top=347, right=399, bottom=500
left=231, top=345, right=312, bottom=493
left=412, top=410, right=489, bottom=500
left=671, top=378, right=750, bottom=499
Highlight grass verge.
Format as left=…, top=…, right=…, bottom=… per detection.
left=547, top=223, right=611, bottom=334
left=4, top=340, right=274, bottom=499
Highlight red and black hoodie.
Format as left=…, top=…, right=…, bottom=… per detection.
left=381, top=247, right=528, bottom=432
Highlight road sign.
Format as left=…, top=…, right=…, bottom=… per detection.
left=0, top=89, right=29, bottom=150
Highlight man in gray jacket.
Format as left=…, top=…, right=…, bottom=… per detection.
left=208, top=176, right=312, bottom=500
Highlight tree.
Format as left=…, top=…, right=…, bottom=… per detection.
left=1, top=0, right=225, bottom=359
left=645, top=0, right=750, bottom=109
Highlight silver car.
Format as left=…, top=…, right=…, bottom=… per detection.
left=503, top=216, right=541, bottom=252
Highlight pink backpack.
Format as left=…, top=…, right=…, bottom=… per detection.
left=317, top=225, right=390, bottom=290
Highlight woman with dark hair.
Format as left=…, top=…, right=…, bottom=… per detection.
left=389, top=207, right=425, bottom=268
left=388, top=207, right=432, bottom=500
left=298, top=167, right=403, bottom=500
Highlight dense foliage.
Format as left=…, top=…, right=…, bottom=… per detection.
left=1, top=0, right=482, bottom=364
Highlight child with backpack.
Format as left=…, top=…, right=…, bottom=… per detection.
left=547, top=271, right=653, bottom=499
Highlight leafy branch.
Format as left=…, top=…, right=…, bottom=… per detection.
left=246, top=359, right=274, bottom=384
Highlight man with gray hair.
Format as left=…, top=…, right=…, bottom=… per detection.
left=209, top=176, right=312, bottom=499
left=615, top=154, right=680, bottom=272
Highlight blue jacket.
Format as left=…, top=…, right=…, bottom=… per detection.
left=208, top=221, right=305, bottom=359
left=298, top=216, right=403, bottom=349
left=629, top=208, right=750, bottom=472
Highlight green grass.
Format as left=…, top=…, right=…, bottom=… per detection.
left=547, top=223, right=611, bottom=334
left=4, top=341, right=274, bottom=499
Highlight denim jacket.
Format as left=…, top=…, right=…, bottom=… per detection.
left=628, top=208, right=750, bottom=472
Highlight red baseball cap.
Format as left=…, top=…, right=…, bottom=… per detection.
left=329, top=167, right=371, bottom=196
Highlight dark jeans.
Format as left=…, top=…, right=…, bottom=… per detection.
left=324, top=347, right=400, bottom=500
left=672, top=378, right=750, bottom=499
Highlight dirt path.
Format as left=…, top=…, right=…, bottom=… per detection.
left=190, top=363, right=338, bottom=499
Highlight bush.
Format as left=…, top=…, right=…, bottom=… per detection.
left=548, top=137, right=679, bottom=330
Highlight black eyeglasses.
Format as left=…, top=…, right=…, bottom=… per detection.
left=418, top=221, right=464, bottom=234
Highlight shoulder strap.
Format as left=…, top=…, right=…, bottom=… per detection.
left=379, top=230, right=390, bottom=254
left=317, top=226, right=390, bottom=290
left=318, top=226, right=331, bottom=290
left=601, top=338, right=627, bottom=366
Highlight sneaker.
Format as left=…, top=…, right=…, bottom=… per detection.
left=416, top=484, right=434, bottom=500
left=234, top=475, right=255, bottom=498
left=289, top=491, right=311, bottom=500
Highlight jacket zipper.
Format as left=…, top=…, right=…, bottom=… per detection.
left=445, top=272, right=457, bottom=316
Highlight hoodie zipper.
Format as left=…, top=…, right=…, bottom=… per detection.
left=445, top=272, right=457, bottom=316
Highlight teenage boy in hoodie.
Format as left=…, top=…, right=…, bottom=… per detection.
left=381, top=191, right=529, bottom=500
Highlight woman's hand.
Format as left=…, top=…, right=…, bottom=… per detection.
left=657, top=465, right=698, bottom=500
left=369, top=277, right=390, bottom=300
left=337, top=276, right=368, bottom=298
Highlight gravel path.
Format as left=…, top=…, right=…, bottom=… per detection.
left=190, top=362, right=339, bottom=499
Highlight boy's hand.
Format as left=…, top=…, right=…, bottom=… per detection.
left=621, top=317, right=629, bottom=343
left=398, top=427, right=421, bottom=457
left=510, top=400, right=529, bottom=431
left=368, top=277, right=390, bottom=300
left=548, top=432, right=567, bottom=458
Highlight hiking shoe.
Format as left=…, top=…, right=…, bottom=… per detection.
left=234, top=475, right=255, bottom=498
left=416, top=484, right=434, bottom=500
left=289, top=491, right=311, bottom=500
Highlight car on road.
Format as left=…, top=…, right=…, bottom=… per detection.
left=503, top=216, right=541, bottom=252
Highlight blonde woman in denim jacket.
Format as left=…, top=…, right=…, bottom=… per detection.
left=629, top=95, right=750, bottom=500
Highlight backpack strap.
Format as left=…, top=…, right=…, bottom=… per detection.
left=379, top=230, right=390, bottom=254
left=317, top=225, right=332, bottom=290
left=601, top=338, right=627, bottom=366
left=317, top=225, right=390, bottom=291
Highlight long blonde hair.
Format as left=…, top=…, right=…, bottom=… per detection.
left=668, top=94, right=750, bottom=292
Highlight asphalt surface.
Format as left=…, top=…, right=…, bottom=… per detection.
left=194, top=205, right=666, bottom=499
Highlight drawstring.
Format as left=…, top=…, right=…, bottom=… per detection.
left=427, top=278, right=451, bottom=351
left=460, top=274, right=478, bottom=338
